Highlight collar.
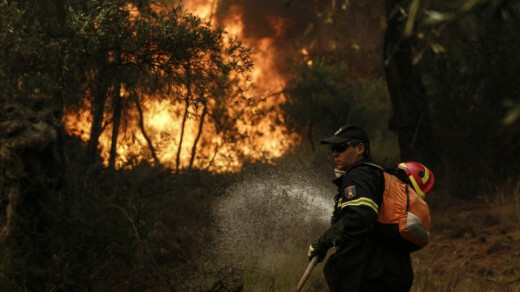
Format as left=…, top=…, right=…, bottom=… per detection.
left=332, top=157, right=374, bottom=187
left=334, top=168, right=346, bottom=178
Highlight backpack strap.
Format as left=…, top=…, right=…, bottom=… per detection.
left=359, top=162, right=384, bottom=171
left=359, top=162, right=411, bottom=185
left=345, top=161, right=384, bottom=173
left=355, top=162, right=410, bottom=210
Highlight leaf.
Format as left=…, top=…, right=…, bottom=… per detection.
left=404, top=0, right=421, bottom=37
left=503, top=103, right=520, bottom=125
left=424, top=10, right=456, bottom=25
left=430, top=42, right=445, bottom=54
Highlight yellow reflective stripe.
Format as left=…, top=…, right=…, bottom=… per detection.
left=340, top=197, right=378, bottom=214
left=421, top=167, right=430, bottom=184
left=333, top=197, right=343, bottom=211
left=308, top=245, right=315, bottom=257
left=409, top=176, right=426, bottom=199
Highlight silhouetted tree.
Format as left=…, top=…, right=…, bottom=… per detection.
left=399, top=0, right=520, bottom=197
left=383, top=0, right=439, bottom=167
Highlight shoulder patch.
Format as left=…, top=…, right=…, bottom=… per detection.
left=344, top=185, right=357, bottom=199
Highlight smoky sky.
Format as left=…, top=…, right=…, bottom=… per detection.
left=211, top=0, right=317, bottom=81
left=215, top=0, right=314, bottom=42
left=213, top=0, right=386, bottom=79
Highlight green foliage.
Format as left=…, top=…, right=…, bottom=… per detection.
left=283, top=57, right=352, bottom=148
left=0, top=138, right=229, bottom=290
left=0, top=0, right=63, bottom=106
left=63, top=0, right=252, bottom=107
left=283, top=57, right=399, bottom=162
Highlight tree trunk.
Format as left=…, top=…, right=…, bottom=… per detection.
left=176, top=65, right=192, bottom=173
left=383, top=0, right=439, bottom=166
left=133, top=92, right=160, bottom=166
left=109, top=83, right=122, bottom=169
left=109, top=46, right=122, bottom=169
left=189, top=102, right=207, bottom=169
left=87, top=69, right=109, bottom=164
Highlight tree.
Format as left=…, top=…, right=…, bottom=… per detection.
left=64, top=1, right=253, bottom=170
left=383, top=0, right=439, bottom=167
left=387, top=0, right=520, bottom=197
left=284, top=57, right=353, bottom=149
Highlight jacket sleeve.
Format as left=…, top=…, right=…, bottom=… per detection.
left=338, top=165, right=384, bottom=241
left=313, top=219, right=344, bottom=248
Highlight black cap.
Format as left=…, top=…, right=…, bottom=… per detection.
left=320, top=124, right=370, bottom=145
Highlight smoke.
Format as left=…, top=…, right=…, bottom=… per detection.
left=213, top=0, right=314, bottom=77
left=211, top=0, right=386, bottom=79
left=211, top=163, right=334, bottom=266
left=215, top=0, right=313, bottom=39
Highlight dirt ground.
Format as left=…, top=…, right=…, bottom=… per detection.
left=411, top=194, right=520, bottom=291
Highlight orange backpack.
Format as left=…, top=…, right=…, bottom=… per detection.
left=364, top=163, right=431, bottom=252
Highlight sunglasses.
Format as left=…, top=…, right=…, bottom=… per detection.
left=330, top=142, right=354, bottom=153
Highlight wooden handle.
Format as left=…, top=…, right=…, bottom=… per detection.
left=295, top=256, right=319, bottom=292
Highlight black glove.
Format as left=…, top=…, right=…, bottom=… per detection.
left=307, top=240, right=329, bottom=263
left=307, top=221, right=345, bottom=263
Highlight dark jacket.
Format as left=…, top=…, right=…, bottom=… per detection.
left=323, top=158, right=414, bottom=292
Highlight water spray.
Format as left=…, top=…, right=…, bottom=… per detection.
left=210, top=164, right=333, bottom=288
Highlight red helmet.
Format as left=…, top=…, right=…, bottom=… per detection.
left=398, top=161, right=435, bottom=199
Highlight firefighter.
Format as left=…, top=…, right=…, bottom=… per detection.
left=307, top=124, right=413, bottom=292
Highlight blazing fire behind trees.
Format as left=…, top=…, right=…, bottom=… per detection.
left=62, top=1, right=293, bottom=173
left=60, top=0, right=388, bottom=173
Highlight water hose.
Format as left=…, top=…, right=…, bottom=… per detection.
left=295, top=256, right=318, bottom=292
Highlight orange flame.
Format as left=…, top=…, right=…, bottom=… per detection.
left=64, top=1, right=298, bottom=173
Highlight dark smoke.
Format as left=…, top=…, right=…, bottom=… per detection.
left=215, top=0, right=314, bottom=40
left=216, top=0, right=387, bottom=79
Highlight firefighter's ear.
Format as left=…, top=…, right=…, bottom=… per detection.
left=355, top=143, right=365, bottom=155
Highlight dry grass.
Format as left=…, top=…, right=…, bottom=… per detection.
left=411, top=181, right=520, bottom=292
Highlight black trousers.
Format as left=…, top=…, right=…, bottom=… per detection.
left=360, top=274, right=412, bottom=292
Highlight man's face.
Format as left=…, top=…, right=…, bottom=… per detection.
left=331, top=142, right=365, bottom=171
